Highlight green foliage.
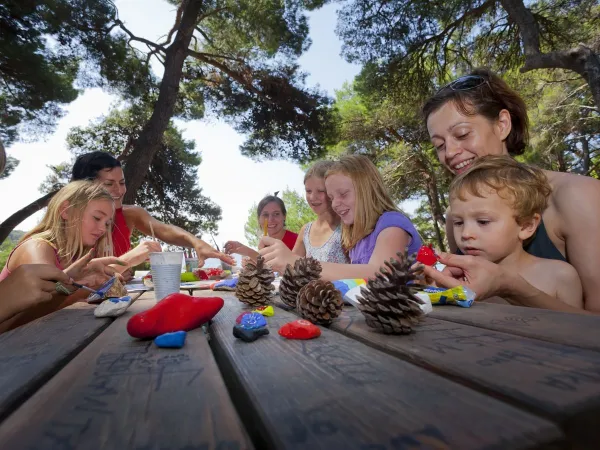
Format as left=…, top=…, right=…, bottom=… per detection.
left=524, top=74, right=600, bottom=176
left=411, top=199, right=447, bottom=250
left=244, top=188, right=316, bottom=247
left=0, top=230, right=24, bottom=269
left=41, top=105, right=222, bottom=236
left=335, top=0, right=600, bottom=98
left=0, top=156, right=19, bottom=180
left=157, top=0, right=339, bottom=163
left=0, top=0, right=152, bottom=145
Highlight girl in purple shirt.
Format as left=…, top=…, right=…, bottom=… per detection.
left=260, top=155, right=422, bottom=280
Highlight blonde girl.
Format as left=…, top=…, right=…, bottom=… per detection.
left=292, top=160, right=348, bottom=263
left=0, top=181, right=121, bottom=330
left=260, top=155, right=422, bottom=280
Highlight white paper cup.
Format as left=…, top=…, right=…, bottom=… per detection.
left=150, top=252, right=184, bottom=301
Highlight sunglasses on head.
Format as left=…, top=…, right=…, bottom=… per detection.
left=436, top=75, right=489, bottom=93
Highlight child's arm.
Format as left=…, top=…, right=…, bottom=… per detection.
left=291, top=224, right=307, bottom=257
left=553, top=262, right=584, bottom=309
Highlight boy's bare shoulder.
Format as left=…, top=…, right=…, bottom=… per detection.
left=526, top=256, right=580, bottom=290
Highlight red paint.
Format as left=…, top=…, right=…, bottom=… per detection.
left=278, top=319, right=321, bottom=340
left=127, top=293, right=224, bottom=339
left=416, top=244, right=439, bottom=266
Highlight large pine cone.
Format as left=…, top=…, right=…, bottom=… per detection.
left=279, top=257, right=322, bottom=308
left=356, top=252, right=425, bottom=334
left=236, top=256, right=275, bottom=306
left=297, top=280, right=343, bottom=326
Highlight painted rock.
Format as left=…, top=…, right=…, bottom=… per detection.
left=235, top=312, right=250, bottom=324
left=127, top=294, right=223, bottom=339
left=154, top=331, right=187, bottom=348
left=278, top=319, right=321, bottom=340
left=94, top=296, right=132, bottom=318
left=239, top=312, right=267, bottom=329
left=233, top=324, right=269, bottom=342
left=213, top=278, right=238, bottom=291
left=416, top=244, right=439, bottom=266
left=252, top=305, right=274, bottom=317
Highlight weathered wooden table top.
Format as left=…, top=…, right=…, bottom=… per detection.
left=1, top=289, right=600, bottom=449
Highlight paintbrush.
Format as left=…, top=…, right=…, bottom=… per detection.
left=263, top=219, right=268, bottom=237
left=72, top=282, right=99, bottom=294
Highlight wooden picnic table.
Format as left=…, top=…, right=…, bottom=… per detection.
left=1, top=289, right=600, bottom=449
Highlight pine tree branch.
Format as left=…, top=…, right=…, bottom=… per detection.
left=116, top=20, right=167, bottom=54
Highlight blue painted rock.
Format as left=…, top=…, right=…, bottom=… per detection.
left=94, top=296, right=132, bottom=318
left=154, top=331, right=187, bottom=348
left=233, top=324, right=269, bottom=342
left=239, top=312, right=267, bottom=329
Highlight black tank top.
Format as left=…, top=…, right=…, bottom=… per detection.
left=456, top=219, right=566, bottom=262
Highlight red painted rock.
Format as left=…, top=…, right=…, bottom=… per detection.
left=416, top=244, right=439, bottom=266
left=278, top=319, right=321, bottom=340
left=127, top=293, right=224, bottom=339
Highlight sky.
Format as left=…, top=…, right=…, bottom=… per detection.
left=0, top=0, right=416, bottom=252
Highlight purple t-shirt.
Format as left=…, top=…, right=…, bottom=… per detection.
left=349, top=211, right=422, bottom=264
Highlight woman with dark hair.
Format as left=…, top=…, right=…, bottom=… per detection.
left=71, top=151, right=234, bottom=270
left=422, top=68, right=600, bottom=313
left=224, top=194, right=298, bottom=260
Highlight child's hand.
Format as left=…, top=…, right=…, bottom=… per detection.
left=65, top=250, right=126, bottom=288
left=411, top=262, right=437, bottom=287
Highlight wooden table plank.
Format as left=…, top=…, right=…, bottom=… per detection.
left=302, top=303, right=600, bottom=449
left=0, top=299, right=252, bottom=450
left=210, top=294, right=564, bottom=450
left=430, top=302, right=600, bottom=351
left=0, top=303, right=111, bottom=422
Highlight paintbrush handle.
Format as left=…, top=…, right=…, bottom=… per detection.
left=72, top=282, right=97, bottom=294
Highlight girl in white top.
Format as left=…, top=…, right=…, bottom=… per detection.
left=293, top=161, right=348, bottom=264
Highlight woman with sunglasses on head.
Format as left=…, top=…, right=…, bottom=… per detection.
left=422, top=68, right=600, bottom=313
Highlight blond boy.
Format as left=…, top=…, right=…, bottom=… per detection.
left=447, top=156, right=582, bottom=308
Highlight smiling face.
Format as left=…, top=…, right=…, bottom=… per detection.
left=96, top=167, right=127, bottom=208
left=305, top=176, right=331, bottom=215
left=325, top=173, right=356, bottom=225
left=259, top=201, right=285, bottom=236
left=80, top=199, right=114, bottom=247
left=427, top=101, right=511, bottom=175
left=450, top=187, right=536, bottom=263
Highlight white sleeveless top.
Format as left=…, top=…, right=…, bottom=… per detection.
left=303, top=222, right=348, bottom=264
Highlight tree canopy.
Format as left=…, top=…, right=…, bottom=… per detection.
left=41, top=104, right=223, bottom=236
left=335, top=0, right=600, bottom=108
left=0, top=0, right=152, bottom=146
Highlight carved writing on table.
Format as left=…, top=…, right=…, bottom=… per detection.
left=490, top=315, right=540, bottom=327
left=31, top=343, right=206, bottom=449
left=301, top=340, right=383, bottom=386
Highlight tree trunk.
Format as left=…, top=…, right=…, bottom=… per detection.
left=0, top=191, right=57, bottom=244
left=122, top=0, right=204, bottom=204
left=425, top=190, right=446, bottom=252
left=581, top=137, right=591, bottom=176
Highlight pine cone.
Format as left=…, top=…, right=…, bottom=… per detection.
left=297, top=280, right=343, bottom=326
left=236, top=256, right=275, bottom=307
left=105, top=277, right=127, bottom=298
left=279, top=257, right=322, bottom=308
left=356, top=252, right=425, bottom=335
